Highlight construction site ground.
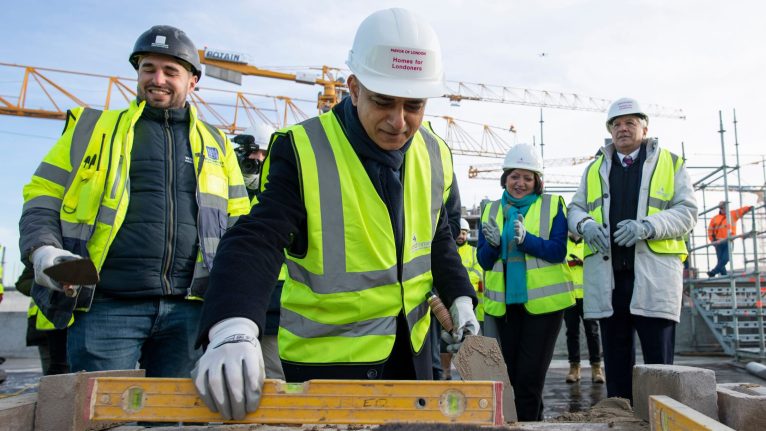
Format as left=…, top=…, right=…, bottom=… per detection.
left=2, top=354, right=762, bottom=430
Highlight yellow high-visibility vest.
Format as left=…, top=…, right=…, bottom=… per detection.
left=266, top=112, right=454, bottom=364
left=481, top=194, right=575, bottom=316
left=584, top=149, right=687, bottom=259
left=22, top=101, right=250, bottom=312
left=458, top=244, right=484, bottom=321
left=567, top=239, right=584, bottom=298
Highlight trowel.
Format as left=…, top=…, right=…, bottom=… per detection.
left=426, top=291, right=518, bottom=422
left=43, top=257, right=99, bottom=297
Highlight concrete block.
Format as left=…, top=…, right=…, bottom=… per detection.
left=0, top=392, right=36, bottom=431
left=453, top=335, right=517, bottom=423
left=717, top=382, right=766, bottom=431
left=632, top=364, right=718, bottom=422
left=0, top=291, right=39, bottom=358
left=34, top=369, right=145, bottom=431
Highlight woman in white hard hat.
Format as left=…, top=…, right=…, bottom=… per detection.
left=478, top=143, right=575, bottom=421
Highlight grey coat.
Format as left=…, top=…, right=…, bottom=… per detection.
left=567, top=138, right=697, bottom=322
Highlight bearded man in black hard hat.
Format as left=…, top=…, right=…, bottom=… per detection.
left=19, top=25, right=250, bottom=377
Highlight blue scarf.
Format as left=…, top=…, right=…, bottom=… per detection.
left=500, top=191, right=539, bottom=304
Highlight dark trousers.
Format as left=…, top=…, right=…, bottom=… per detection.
left=564, top=298, right=602, bottom=364
left=710, top=242, right=730, bottom=276
left=495, top=304, right=563, bottom=421
left=600, top=271, right=676, bottom=401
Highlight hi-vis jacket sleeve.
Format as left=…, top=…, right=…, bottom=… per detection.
left=219, top=133, right=250, bottom=219
left=19, top=108, right=83, bottom=262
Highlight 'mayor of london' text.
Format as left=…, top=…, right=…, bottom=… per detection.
left=390, top=48, right=427, bottom=56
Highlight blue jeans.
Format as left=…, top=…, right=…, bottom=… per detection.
left=67, top=296, right=202, bottom=377
left=710, top=242, right=729, bottom=276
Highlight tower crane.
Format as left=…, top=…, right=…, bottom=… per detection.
left=1, top=52, right=686, bottom=160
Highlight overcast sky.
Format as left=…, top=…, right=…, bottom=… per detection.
left=1, top=0, right=764, bottom=282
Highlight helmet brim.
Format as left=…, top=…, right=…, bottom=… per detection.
left=352, top=71, right=446, bottom=99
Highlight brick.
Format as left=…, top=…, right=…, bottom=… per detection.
left=632, top=364, right=717, bottom=422
left=717, top=382, right=766, bottom=431
left=0, top=392, right=36, bottom=431
left=453, top=335, right=518, bottom=423
left=34, top=369, right=145, bottom=431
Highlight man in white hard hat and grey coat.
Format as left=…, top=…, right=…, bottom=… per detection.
left=567, top=97, right=697, bottom=402
left=191, top=8, right=478, bottom=420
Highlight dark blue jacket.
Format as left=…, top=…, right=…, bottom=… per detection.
left=477, top=199, right=568, bottom=271
left=98, top=105, right=199, bottom=297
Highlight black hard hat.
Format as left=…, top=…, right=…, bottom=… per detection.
left=129, top=25, right=202, bottom=79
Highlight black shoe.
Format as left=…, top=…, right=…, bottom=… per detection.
left=707, top=271, right=715, bottom=278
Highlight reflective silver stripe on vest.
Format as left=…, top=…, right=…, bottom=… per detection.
left=484, top=288, right=504, bottom=303
left=286, top=118, right=436, bottom=295
left=492, top=260, right=503, bottom=272
left=199, top=121, right=228, bottom=156
left=526, top=282, right=572, bottom=301
left=406, top=299, right=429, bottom=334
left=61, top=220, right=92, bottom=241
left=489, top=200, right=501, bottom=222
left=420, top=127, right=445, bottom=237
left=203, top=237, right=220, bottom=253
left=285, top=260, right=398, bottom=294
left=586, top=196, right=603, bottom=213
left=228, top=184, right=248, bottom=199
left=23, top=195, right=62, bottom=212
left=66, top=108, right=102, bottom=192
left=648, top=196, right=669, bottom=211
left=526, top=257, right=558, bottom=270
left=538, top=194, right=553, bottom=240
left=199, top=192, right=228, bottom=210
left=280, top=307, right=396, bottom=338
left=95, top=205, right=117, bottom=226
left=34, top=162, right=69, bottom=187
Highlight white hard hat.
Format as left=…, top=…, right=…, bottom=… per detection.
left=346, top=8, right=446, bottom=98
left=459, top=218, right=470, bottom=232
left=502, top=144, right=543, bottom=175
left=242, top=123, right=276, bottom=147
left=605, top=97, right=648, bottom=131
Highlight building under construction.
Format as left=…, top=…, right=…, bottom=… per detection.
left=1, top=56, right=766, bottom=430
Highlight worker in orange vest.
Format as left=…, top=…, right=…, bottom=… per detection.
left=707, top=201, right=752, bottom=277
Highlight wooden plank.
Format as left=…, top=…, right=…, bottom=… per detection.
left=649, top=395, right=734, bottom=431
left=87, top=377, right=503, bottom=425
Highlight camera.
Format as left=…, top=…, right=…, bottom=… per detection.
left=232, top=134, right=262, bottom=175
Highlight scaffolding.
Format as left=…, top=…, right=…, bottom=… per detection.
left=685, top=110, right=766, bottom=360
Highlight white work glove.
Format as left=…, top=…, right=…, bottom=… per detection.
left=192, top=317, right=265, bottom=421
left=243, top=173, right=260, bottom=191
left=441, top=296, right=480, bottom=353
left=513, top=214, right=526, bottom=244
left=482, top=218, right=501, bottom=247
left=581, top=220, right=610, bottom=254
left=30, top=245, right=83, bottom=292
left=614, top=219, right=654, bottom=247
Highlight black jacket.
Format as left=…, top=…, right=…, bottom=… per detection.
left=97, top=105, right=199, bottom=297
left=197, top=101, right=476, bottom=347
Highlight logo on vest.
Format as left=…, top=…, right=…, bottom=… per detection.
left=151, top=35, right=168, bottom=49
left=656, top=186, right=671, bottom=199
left=206, top=146, right=219, bottom=160
left=410, top=234, right=432, bottom=253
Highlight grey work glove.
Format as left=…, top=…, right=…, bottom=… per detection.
left=441, top=296, right=480, bottom=353
left=581, top=219, right=610, bottom=254
left=513, top=214, right=526, bottom=244
left=192, top=317, right=265, bottom=421
left=482, top=218, right=501, bottom=247
left=30, top=245, right=83, bottom=292
left=614, top=219, right=654, bottom=247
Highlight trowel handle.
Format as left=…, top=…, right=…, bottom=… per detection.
left=426, top=291, right=454, bottom=332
